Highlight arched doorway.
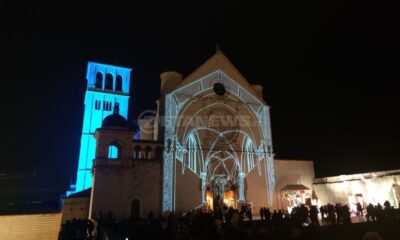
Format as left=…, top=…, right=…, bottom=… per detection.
left=130, top=199, right=140, bottom=220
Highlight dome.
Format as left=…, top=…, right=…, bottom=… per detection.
left=102, top=113, right=130, bottom=129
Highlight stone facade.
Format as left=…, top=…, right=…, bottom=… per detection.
left=86, top=51, right=319, bottom=219
left=90, top=126, right=163, bottom=219
left=61, top=196, right=90, bottom=224
left=160, top=51, right=276, bottom=212
left=0, top=213, right=61, bottom=240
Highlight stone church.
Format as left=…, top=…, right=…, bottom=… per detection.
left=67, top=50, right=314, bottom=220
left=62, top=50, right=399, bottom=222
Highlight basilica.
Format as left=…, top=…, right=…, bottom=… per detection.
left=62, top=50, right=400, bottom=222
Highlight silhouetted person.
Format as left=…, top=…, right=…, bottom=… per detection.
left=366, top=203, right=375, bottom=222
left=310, top=205, right=320, bottom=227
left=247, top=208, right=252, bottom=221
left=87, top=219, right=94, bottom=240
left=259, top=207, right=264, bottom=221
left=356, top=202, right=363, bottom=216
left=264, top=208, right=271, bottom=222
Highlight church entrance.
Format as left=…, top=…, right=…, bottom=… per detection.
left=206, top=175, right=237, bottom=211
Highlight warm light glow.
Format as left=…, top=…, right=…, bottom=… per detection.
left=206, top=191, right=214, bottom=211
left=223, top=190, right=235, bottom=207
left=321, top=174, right=399, bottom=207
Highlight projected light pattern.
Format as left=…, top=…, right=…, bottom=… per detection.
left=163, top=70, right=275, bottom=211
left=71, top=62, right=132, bottom=195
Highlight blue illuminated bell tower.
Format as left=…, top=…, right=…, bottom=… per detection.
left=72, top=61, right=132, bottom=194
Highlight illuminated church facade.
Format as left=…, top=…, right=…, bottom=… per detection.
left=64, top=51, right=399, bottom=220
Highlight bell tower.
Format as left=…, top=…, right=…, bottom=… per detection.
left=70, top=61, right=132, bottom=194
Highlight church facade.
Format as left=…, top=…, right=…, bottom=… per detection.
left=82, top=51, right=315, bottom=219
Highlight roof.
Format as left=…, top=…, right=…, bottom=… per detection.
left=280, top=184, right=310, bottom=191
left=102, top=113, right=130, bottom=129
left=66, top=188, right=91, bottom=199
left=171, top=50, right=265, bottom=103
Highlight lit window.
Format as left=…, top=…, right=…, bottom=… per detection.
left=108, top=144, right=120, bottom=159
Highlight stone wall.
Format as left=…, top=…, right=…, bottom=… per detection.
left=61, top=197, right=90, bottom=223
left=90, top=159, right=162, bottom=219
left=274, top=159, right=315, bottom=209
left=0, top=212, right=61, bottom=240
left=245, top=160, right=270, bottom=212
left=175, top=161, right=202, bottom=212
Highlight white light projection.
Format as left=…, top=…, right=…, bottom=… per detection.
left=162, top=70, right=275, bottom=212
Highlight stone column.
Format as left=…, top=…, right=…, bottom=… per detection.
left=201, top=172, right=207, bottom=204
left=238, top=172, right=245, bottom=202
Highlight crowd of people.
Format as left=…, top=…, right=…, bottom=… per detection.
left=365, top=201, right=400, bottom=222
left=58, top=201, right=400, bottom=240
left=58, top=218, right=95, bottom=240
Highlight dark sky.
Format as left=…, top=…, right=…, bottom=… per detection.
left=2, top=1, right=400, bottom=194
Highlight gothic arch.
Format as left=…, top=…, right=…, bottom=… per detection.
left=116, top=74, right=123, bottom=91
left=108, top=141, right=121, bottom=159
left=95, top=72, right=103, bottom=88
left=105, top=73, right=113, bottom=90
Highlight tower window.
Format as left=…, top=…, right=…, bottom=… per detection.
left=103, top=101, right=112, bottom=111
left=95, top=72, right=103, bottom=89
left=116, top=75, right=123, bottom=91
left=95, top=100, right=101, bottom=110
left=105, top=73, right=113, bottom=90
left=108, top=142, right=120, bottom=159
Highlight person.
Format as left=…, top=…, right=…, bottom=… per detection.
left=366, top=203, right=375, bottom=222
left=309, top=205, right=320, bottom=226
left=264, top=208, right=271, bottom=222
left=247, top=207, right=252, bottom=221
left=259, top=207, right=264, bottom=221
left=87, top=219, right=95, bottom=240
left=356, top=202, right=364, bottom=216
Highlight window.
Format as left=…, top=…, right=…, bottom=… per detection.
left=105, top=73, right=113, bottom=90
left=144, top=146, right=152, bottom=159
left=95, top=72, right=103, bottom=88
left=95, top=100, right=101, bottom=110
left=103, top=101, right=112, bottom=111
left=108, top=142, right=120, bottom=159
left=133, top=145, right=142, bottom=160
left=116, top=74, right=123, bottom=91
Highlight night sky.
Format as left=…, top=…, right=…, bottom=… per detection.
left=2, top=1, right=400, bottom=195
